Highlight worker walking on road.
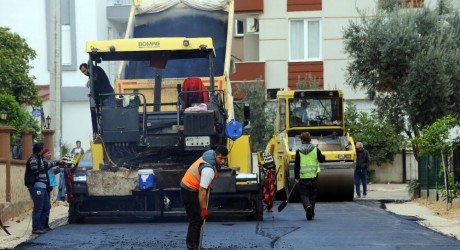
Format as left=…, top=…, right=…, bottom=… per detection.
left=354, top=142, right=371, bottom=198
left=180, top=146, right=228, bottom=250
left=294, top=132, right=325, bottom=220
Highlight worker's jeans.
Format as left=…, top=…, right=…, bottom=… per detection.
left=299, top=178, right=318, bottom=213
left=32, top=186, right=51, bottom=230
left=181, top=188, right=203, bottom=250
left=354, top=169, right=367, bottom=196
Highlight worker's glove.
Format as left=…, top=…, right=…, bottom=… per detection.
left=295, top=179, right=299, bottom=183
left=201, top=207, right=208, bottom=220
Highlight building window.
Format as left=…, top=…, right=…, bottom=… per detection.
left=235, top=20, right=244, bottom=37
left=290, top=20, right=321, bottom=61
left=61, top=25, right=72, bottom=65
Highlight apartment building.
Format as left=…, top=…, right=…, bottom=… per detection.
left=1, top=0, right=457, bottom=153
left=230, top=0, right=459, bottom=108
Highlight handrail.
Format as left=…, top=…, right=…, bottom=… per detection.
left=177, top=89, right=226, bottom=126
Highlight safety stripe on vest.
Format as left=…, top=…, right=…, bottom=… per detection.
left=190, top=161, right=210, bottom=181
left=300, top=165, right=317, bottom=174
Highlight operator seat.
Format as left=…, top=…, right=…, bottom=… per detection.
left=182, top=78, right=209, bottom=108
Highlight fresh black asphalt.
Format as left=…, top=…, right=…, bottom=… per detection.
left=14, top=200, right=460, bottom=250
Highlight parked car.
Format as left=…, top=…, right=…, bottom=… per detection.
left=72, top=150, right=93, bottom=195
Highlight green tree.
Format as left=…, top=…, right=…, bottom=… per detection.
left=0, top=94, right=40, bottom=139
left=345, top=101, right=404, bottom=166
left=413, top=115, right=460, bottom=209
left=0, top=27, right=41, bottom=106
left=343, top=0, right=460, bottom=158
left=234, top=78, right=275, bottom=152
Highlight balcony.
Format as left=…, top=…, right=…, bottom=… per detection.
left=106, top=0, right=131, bottom=23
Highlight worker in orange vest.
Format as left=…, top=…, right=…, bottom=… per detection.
left=180, top=146, right=228, bottom=250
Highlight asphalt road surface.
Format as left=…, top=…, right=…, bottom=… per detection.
left=15, top=200, right=460, bottom=250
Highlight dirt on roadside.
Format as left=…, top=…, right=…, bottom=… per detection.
left=413, top=198, right=460, bottom=219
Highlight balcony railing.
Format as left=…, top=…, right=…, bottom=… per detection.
left=107, top=0, right=132, bottom=6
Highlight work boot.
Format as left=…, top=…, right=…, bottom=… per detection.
left=306, top=206, right=313, bottom=220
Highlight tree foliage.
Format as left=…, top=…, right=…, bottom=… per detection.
left=343, top=0, right=460, bottom=158
left=413, top=115, right=459, bottom=158
left=0, top=27, right=41, bottom=106
left=234, top=79, right=275, bottom=152
left=0, top=94, right=40, bottom=139
left=413, top=115, right=460, bottom=208
left=345, top=101, right=404, bottom=166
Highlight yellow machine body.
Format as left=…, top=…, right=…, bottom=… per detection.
left=266, top=89, right=356, bottom=201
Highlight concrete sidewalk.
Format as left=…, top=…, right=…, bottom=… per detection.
left=357, top=183, right=411, bottom=201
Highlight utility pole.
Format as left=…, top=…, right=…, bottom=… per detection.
left=49, top=0, right=62, bottom=158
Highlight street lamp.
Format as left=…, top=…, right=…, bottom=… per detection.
left=0, top=110, right=7, bottom=126
left=46, top=115, right=51, bottom=129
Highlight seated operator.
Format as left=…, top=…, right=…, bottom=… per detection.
left=294, top=100, right=310, bottom=125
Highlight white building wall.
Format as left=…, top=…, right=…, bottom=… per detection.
left=62, top=101, right=93, bottom=151
left=265, top=61, right=288, bottom=89
left=0, top=0, right=111, bottom=87
left=0, top=0, right=114, bottom=154
left=260, top=0, right=378, bottom=102
left=322, top=0, right=377, bottom=100
left=369, top=150, right=418, bottom=183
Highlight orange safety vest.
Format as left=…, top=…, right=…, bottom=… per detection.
left=181, top=157, right=218, bottom=190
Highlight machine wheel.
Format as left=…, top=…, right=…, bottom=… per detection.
left=68, top=201, right=84, bottom=224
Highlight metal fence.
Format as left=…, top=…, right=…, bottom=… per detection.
left=419, top=146, right=460, bottom=200
left=418, top=154, right=444, bottom=189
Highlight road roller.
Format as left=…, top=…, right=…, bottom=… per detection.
left=265, top=89, right=356, bottom=201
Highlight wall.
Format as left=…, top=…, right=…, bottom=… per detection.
left=0, top=159, right=34, bottom=224
left=0, top=159, right=61, bottom=223
left=369, top=150, right=418, bottom=184
left=0, top=128, right=58, bottom=223
left=62, top=101, right=93, bottom=152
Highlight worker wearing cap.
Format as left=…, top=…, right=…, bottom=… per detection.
left=25, top=143, right=62, bottom=234
left=294, top=132, right=325, bottom=220
left=180, top=146, right=228, bottom=250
